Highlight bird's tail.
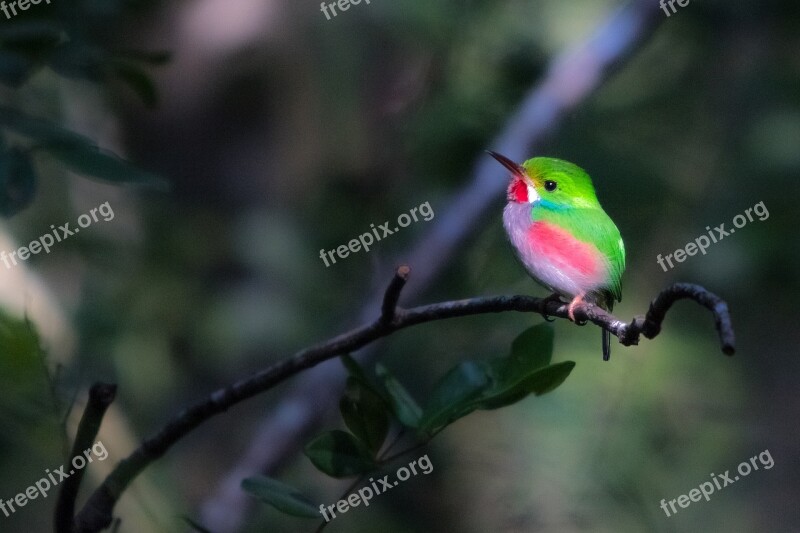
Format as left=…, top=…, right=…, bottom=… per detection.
left=602, top=298, right=613, bottom=361
left=602, top=328, right=611, bottom=361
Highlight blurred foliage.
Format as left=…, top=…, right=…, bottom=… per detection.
left=0, top=0, right=166, bottom=214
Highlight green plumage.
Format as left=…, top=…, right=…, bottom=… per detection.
left=490, top=151, right=627, bottom=360
left=522, top=157, right=625, bottom=305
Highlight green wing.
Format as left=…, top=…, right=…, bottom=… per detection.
left=564, top=208, right=626, bottom=302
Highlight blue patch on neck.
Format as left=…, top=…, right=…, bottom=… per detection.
left=535, top=198, right=569, bottom=211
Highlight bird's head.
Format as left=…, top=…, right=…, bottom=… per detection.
left=488, top=151, right=601, bottom=210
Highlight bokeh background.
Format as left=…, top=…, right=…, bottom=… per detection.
left=1, top=0, right=798, bottom=531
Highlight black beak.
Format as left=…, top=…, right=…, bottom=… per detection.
left=486, top=150, right=525, bottom=177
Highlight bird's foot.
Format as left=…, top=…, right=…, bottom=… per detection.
left=540, top=293, right=565, bottom=322
left=567, top=293, right=589, bottom=325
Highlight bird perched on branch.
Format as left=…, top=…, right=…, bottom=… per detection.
left=488, top=152, right=625, bottom=361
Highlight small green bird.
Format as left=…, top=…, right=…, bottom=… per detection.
left=488, top=152, right=626, bottom=361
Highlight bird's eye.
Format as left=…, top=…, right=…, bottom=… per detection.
left=544, top=180, right=557, bottom=192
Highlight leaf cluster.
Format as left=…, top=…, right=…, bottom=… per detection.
left=241, top=324, right=575, bottom=521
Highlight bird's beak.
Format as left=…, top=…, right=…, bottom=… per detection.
left=486, top=151, right=525, bottom=178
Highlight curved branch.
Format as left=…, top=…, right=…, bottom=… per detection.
left=639, top=283, right=735, bottom=354
left=72, top=266, right=734, bottom=533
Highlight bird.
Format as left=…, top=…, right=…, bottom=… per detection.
left=487, top=151, right=625, bottom=361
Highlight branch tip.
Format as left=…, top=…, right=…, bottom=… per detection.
left=381, top=266, right=411, bottom=323
left=89, top=382, right=118, bottom=405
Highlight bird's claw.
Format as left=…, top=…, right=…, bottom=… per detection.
left=540, top=293, right=565, bottom=322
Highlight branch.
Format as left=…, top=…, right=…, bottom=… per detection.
left=73, top=266, right=733, bottom=532
left=482, top=285, right=738, bottom=359
left=380, top=265, right=410, bottom=324
left=56, top=382, right=117, bottom=533
left=202, top=2, right=667, bottom=529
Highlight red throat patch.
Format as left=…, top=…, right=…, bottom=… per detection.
left=508, top=179, right=528, bottom=203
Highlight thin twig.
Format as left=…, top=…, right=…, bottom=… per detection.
left=380, top=266, right=410, bottom=324
left=55, top=382, right=117, bottom=533
left=72, top=265, right=733, bottom=533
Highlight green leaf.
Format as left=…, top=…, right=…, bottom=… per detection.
left=340, top=354, right=372, bottom=386
left=304, top=430, right=377, bottom=478
left=339, top=354, right=391, bottom=406
left=47, top=41, right=107, bottom=81
left=0, top=146, right=37, bottom=216
left=479, top=323, right=556, bottom=409
left=111, top=61, right=159, bottom=107
left=0, top=21, right=62, bottom=44
left=0, top=106, right=91, bottom=146
left=43, top=144, right=168, bottom=188
left=418, top=324, right=573, bottom=434
left=241, top=476, right=320, bottom=519
left=0, top=107, right=167, bottom=187
left=340, top=377, right=390, bottom=454
left=0, top=311, right=49, bottom=421
left=0, top=22, right=60, bottom=87
left=417, top=361, right=491, bottom=434
left=340, top=355, right=391, bottom=405
left=510, top=323, right=554, bottom=369
left=512, top=361, right=576, bottom=397
left=375, top=363, right=423, bottom=429
left=476, top=361, right=575, bottom=411
left=0, top=310, right=40, bottom=363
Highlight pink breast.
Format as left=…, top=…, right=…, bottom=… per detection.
left=528, top=221, right=604, bottom=281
